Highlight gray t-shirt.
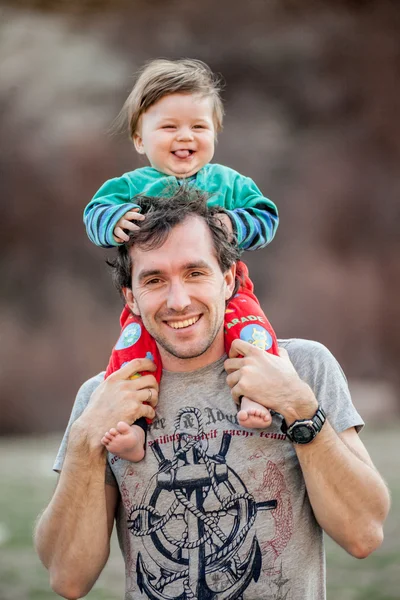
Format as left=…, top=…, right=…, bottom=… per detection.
left=54, top=339, right=364, bottom=600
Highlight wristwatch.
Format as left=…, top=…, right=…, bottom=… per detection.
left=281, top=407, right=326, bottom=444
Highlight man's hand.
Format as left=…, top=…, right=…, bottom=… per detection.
left=224, top=339, right=318, bottom=426
left=113, top=208, right=145, bottom=243
left=33, top=362, right=157, bottom=598
left=75, top=358, right=158, bottom=448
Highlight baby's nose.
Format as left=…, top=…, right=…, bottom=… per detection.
left=176, top=127, right=194, bottom=141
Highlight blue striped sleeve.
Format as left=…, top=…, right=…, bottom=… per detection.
left=83, top=177, right=140, bottom=248
left=226, top=176, right=279, bottom=251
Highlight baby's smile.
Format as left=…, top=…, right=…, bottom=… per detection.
left=172, top=149, right=195, bottom=159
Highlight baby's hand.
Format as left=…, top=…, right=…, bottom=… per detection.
left=215, top=212, right=233, bottom=239
left=113, top=208, right=145, bottom=243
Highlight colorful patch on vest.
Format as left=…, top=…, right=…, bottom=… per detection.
left=240, top=324, right=273, bottom=351
left=115, top=322, right=142, bottom=350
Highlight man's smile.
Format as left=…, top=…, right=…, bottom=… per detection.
left=164, top=315, right=201, bottom=329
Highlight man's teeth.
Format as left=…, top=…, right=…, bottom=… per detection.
left=168, top=316, right=199, bottom=329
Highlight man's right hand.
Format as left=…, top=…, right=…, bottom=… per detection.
left=73, top=358, right=158, bottom=449
left=33, top=362, right=155, bottom=598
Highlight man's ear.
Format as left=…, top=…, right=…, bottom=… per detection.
left=224, top=263, right=236, bottom=300
left=133, top=133, right=146, bottom=155
left=122, top=287, right=140, bottom=316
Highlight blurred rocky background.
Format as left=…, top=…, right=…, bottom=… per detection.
left=1, top=0, right=399, bottom=434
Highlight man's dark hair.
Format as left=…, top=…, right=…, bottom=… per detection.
left=108, top=185, right=242, bottom=294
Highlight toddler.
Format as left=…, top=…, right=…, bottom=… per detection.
left=84, top=59, right=279, bottom=462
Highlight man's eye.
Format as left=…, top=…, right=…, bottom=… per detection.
left=146, top=278, right=161, bottom=285
left=189, top=271, right=203, bottom=277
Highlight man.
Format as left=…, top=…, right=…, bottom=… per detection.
left=35, top=188, right=390, bottom=600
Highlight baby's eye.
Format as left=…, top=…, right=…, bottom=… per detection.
left=162, top=125, right=175, bottom=129
left=193, top=125, right=205, bottom=129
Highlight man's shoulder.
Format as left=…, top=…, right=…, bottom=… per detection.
left=278, top=338, right=343, bottom=375
left=278, top=337, right=330, bottom=354
left=77, top=372, right=105, bottom=401
left=52, top=372, right=106, bottom=474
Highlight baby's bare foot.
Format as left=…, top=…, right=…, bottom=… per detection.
left=238, top=397, right=272, bottom=429
left=101, top=421, right=144, bottom=462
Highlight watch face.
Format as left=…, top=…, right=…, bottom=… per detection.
left=292, top=424, right=315, bottom=444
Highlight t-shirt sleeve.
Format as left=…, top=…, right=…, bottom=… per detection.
left=53, top=372, right=117, bottom=486
left=281, top=338, right=364, bottom=433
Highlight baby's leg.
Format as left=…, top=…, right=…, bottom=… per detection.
left=225, top=261, right=278, bottom=429
left=101, top=422, right=145, bottom=462
left=101, top=308, right=161, bottom=460
left=104, top=307, right=162, bottom=381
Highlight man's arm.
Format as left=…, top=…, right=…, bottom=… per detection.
left=35, top=438, right=118, bottom=599
left=34, top=358, right=158, bottom=599
left=294, top=422, right=390, bottom=557
left=225, top=340, right=390, bottom=558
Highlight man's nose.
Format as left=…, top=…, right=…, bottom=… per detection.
left=167, top=282, right=191, bottom=312
left=176, top=127, right=194, bottom=141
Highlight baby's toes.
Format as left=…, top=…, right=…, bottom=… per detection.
left=116, top=421, right=131, bottom=435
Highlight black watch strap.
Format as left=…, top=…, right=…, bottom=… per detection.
left=281, top=407, right=326, bottom=444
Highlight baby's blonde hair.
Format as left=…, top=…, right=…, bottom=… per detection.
left=121, top=58, right=224, bottom=139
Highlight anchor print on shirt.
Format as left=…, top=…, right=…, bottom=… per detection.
left=127, top=407, right=280, bottom=599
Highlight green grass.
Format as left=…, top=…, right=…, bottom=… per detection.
left=0, top=435, right=124, bottom=600
left=0, top=426, right=398, bottom=599
left=324, top=425, right=400, bottom=600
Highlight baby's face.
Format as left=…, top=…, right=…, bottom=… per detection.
left=134, top=93, right=216, bottom=178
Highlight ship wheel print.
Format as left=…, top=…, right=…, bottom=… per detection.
left=128, top=407, right=277, bottom=599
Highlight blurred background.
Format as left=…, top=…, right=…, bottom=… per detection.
left=0, top=0, right=399, bottom=598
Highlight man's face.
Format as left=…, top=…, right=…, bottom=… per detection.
left=123, top=216, right=235, bottom=370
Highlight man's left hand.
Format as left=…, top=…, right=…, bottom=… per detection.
left=224, top=339, right=318, bottom=426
